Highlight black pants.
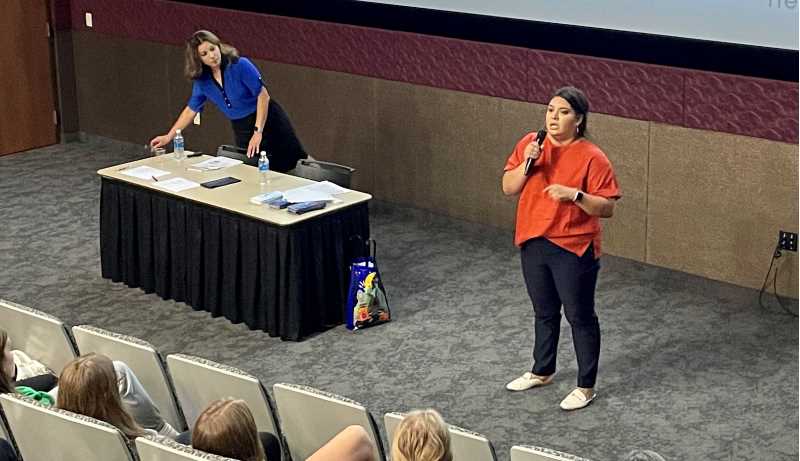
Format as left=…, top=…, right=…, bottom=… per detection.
left=521, top=237, right=601, bottom=388
left=0, top=439, right=17, bottom=461
left=230, top=99, right=307, bottom=173
left=14, top=373, right=57, bottom=392
left=177, top=430, right=280, bottom=461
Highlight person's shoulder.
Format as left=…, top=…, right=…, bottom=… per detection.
left=516, top=131, right=537, bottom=146
left=578, top=139, right=610, bottom=161
left=234, top=56, right=256, bottom=69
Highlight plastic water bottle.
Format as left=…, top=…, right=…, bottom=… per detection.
left=258, top=151, right=270, bottom=185
left=173, top=129, right=184, bottom=160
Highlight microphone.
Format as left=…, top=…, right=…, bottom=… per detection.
left=524, top=129, right=547, bottom=176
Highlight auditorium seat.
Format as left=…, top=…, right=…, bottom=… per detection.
left=384, top=412, right=497, bottom=461
left=0, top=299, right=78, bottom=374
left=136, top=434, right=237, bottom=461
left=72, top=324, right=186, bottom=431
left=510, top=444, right=594, bottom=461
left=165, top=353, right=283, bottom=456
left=273, top=383, right=384, bottom=461
left=0, top=393, right=135, bottom=461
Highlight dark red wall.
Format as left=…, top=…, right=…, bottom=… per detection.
left=67, top=0, right=797, bottom=143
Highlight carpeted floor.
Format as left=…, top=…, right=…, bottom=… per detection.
left=0, top=137, right=797, bottom=461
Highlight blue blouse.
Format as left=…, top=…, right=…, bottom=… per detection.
left=187, top=57, right=264, bottom=120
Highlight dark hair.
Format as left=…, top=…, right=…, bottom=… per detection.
left=552, top=86, right=589, bottom=138
left=184, top=30, right=240, bottom=80
left=0, top=330, right=14, bottom=394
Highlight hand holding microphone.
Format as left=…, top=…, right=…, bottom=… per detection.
left=524, top=129, right=547, bottom=176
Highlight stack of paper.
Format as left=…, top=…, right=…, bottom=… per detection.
left=188, top=157, right=243, bottom=171
left=120, top=166, right=170, bottom=180
left=154, top=177, right=200, bottom=192
left=283, top=181, right=350, bottom=203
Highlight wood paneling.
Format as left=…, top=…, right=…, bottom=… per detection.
left=0, top=0, right=58, bottom=155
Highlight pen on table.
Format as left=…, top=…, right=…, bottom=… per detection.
left=152, top=175, right=159, bottom=182
left=187, top=152, right=203, bottom=158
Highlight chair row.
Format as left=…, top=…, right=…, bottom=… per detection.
left=0, top=298, right=592, bottom=461
left=0, top=394, right=589, bottom=461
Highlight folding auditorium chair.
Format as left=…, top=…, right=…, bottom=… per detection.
left=273, top=383, right=384, bottom=461
left=0, top=299, right=78, bottom=374
left=71, top=324, right=186, bottom=431
left=288, top=159, right=356, bottom=188
left=510, top=444, right=594, bottom=461
left=0, top=393, right=136, bottom=461
left=384, top=412, right=497, bottom=461
left=136, top=435, right=237, bottom=461
left=165, top=353, right=284, bottom=457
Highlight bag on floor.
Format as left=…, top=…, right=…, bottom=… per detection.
left=346, top=239, right=391, bottom=330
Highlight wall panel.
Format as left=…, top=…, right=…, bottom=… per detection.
left=649, top=124, right=798, bottom=297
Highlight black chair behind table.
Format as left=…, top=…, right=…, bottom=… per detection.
left=288, top=159, right=356, bottom=188
left=216, top=144, right=256, bottom=166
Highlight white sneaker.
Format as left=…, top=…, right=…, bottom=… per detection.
left=505, top=372, right=555, bottom=391
left=559, top=388, right=596, bottom=410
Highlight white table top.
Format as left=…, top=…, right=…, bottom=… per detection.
left=97, top=155, right=372, bottom=226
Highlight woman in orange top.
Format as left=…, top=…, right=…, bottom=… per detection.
left=502, top=86, right=621, bottom=411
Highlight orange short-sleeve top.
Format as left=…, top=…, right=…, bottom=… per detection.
left=504, top=132, right=622, bottom=257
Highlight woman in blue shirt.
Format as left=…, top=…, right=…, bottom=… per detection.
left=150, top=30, right=306, bottom=172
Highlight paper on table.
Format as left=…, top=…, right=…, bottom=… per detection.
left=283, top=181, right=349, bottom=203
left=189, top=156, right=242, bottom=171
left=299, top=181, right=349, bottom=195
left=154, top=177, right=200, bottom=192
left=283, top=189, right=335, bottom=203
left=120, top=165, right=171, bottom=180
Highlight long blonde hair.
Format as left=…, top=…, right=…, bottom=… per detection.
left=184, top=30, right=239, bottom=80
left=391, top=409, right=452, bottom=461
left=192, top=398, right=266, bottom=461
left=57, top=353, right=145, bottom=439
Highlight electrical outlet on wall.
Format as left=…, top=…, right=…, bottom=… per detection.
left=778, top=230, right=797, bottom=252
left=85, top=12, right=93, bottom=28
left=193, top=113, right=201, bottom=125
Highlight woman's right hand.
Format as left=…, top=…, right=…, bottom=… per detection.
left=524, top=141, right=542, bottom=161
left=149, top=134, right=172, bottom=149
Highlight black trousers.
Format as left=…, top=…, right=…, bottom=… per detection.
left=521, top=237, right=601, bottom=388
left=0, top=439, right=17, bottom=461
left=230, top=99, right=307, bottom=173
left=14, top=373, right=57, bottom=392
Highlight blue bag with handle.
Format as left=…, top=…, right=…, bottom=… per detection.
left=345, top=239, right=391, bottom=330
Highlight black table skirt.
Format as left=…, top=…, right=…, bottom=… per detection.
left=100, top=178, right=370, bottom=341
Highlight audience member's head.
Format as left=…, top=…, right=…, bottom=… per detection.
left=192, top=398, right=266, bottom=461
left=624, top=449, right=666, bottom=461
left=0, top=330, right=13, bottom=393
left=58, top=353, right=145, bottom=439
left=391, top=409, right=452, bottom=461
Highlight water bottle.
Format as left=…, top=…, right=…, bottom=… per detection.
left=173, top=129, right=184, bottom=160
left=258, top=151, right=270, bottom=185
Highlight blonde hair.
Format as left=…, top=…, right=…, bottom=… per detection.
left=391, top=409, right=452, bottom=461
left=57, top=353, right=145, bottom=439
left=192, top=398, right=266, bottom=461
left=184, top=30, right=239, bottom=80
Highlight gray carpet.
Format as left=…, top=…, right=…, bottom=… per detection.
left=0, top=137, right=797, bottom=461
